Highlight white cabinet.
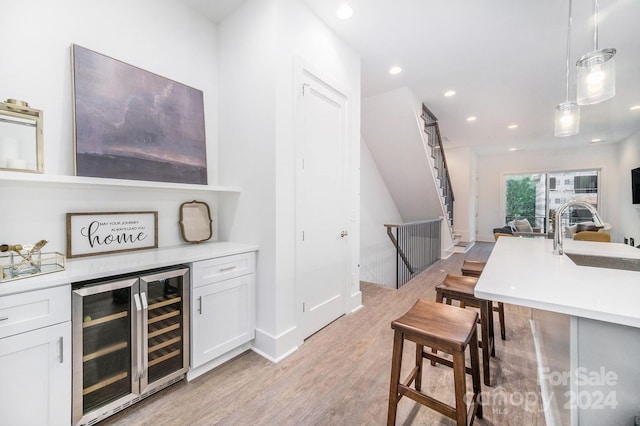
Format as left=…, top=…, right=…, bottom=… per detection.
left=190, top=252, right=256, bottom=370
left=0, top=285, right=71, bottom=426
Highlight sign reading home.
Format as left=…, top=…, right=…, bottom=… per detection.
left=66, top=212, right=158, bottom=258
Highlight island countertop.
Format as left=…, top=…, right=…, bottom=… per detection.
left=474, top=237, right=640, bottom=328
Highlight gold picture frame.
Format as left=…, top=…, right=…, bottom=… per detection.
left=0, top=99, right=43, bottom=173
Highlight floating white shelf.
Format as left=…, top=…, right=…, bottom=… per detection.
left=0, top=170, right=242, bottom=192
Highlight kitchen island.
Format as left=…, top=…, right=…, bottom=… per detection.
left=475, top=237, right=640, bottom=426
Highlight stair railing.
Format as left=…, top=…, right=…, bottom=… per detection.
left=384, top=219, right=442, bottom=288
left=421, top=104, right=455, bottom=228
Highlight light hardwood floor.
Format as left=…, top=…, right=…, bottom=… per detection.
left=101, top=242, right=545, bottom=425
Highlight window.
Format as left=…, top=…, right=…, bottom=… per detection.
left=574, top=175, right=597, bottom=193
left=504, top=169, right=600, bottom=233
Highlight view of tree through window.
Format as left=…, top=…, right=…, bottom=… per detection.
left=505, top=176, right=537, bottom=227
left=504, top=169, right=600, bottom=233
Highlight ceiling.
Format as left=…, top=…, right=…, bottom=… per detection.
left=183, top=0, right=640, bottom=154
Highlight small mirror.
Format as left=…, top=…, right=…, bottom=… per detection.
left=0, top=99, right=43, bottom=173
left=179, top=200, right=213, bottom=243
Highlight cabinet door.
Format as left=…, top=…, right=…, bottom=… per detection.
left=191, top=274, right=254, bottom=368
left=140, top=267, right=189, bottom=393
left=0, top=321, right=71, bottom=426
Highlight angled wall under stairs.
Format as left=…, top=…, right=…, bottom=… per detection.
left=362, top=87, right=458, bottom=259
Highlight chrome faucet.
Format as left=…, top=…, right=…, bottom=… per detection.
left=553, top=198, right=604, bottom=255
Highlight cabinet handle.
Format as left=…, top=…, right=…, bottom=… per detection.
left=59, top=336, right=64, bottom=364
left=141, top=292, right=149, bottom=380
left=134, top=294, right=143, bottom=380
left=0, top=316, right=8, bottom=322
left=219, top=266, right=237, bottom=272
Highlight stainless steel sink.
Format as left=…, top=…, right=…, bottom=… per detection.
left=565, top=252, right=640, bottom=272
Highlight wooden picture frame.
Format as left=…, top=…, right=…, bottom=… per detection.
left=66, top=211, right=158, bottom=258
left=179, top=200, right=213, bottom=243
left=71, top=44, right=207, bottom=184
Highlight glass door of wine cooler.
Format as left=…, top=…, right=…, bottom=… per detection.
left=139, top=267, right=189, bottom=393
left=72, top=277, right=140, bottom=426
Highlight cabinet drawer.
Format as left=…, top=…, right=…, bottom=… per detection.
left=0, top=285, right=70, bottom=339
left=192, top=252, right=255, bottom=288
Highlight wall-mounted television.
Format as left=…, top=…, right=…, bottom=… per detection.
left=633, top=167, right=640, bottom=204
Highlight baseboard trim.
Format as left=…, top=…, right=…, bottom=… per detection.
left=253, top=326, right=300, bottom=363
left=186, top=342, right=253, bottom=382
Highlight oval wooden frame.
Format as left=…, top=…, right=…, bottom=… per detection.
left=179, top=200, right=213, bottom=243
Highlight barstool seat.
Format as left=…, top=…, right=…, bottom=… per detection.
left=387, top=299, right=482, bottom=426
left=461, top=260, right=485, bottom=277
left=461, top=260, right=506, bottom=340
left=435, top=274, right=495, bottom=386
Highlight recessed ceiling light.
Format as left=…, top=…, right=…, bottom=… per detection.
left=508, top=147, right=518, bottom=151
left=631, top=105, right=640, bottom=111
left=336, top=3, right=353, bottom=19
left=508, top=124, right=518, bottom=129
left=466, top=116, right=477, bottom=122
left=591, top=138, right=602, bottom=143
left=389, top=66, right=402, bottom=75
left=444, top=90, right=456, bottom=97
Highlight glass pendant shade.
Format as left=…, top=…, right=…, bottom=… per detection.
left=576, top=48, right=616, bottom=105
left=554, top=102, right=580, bottom=136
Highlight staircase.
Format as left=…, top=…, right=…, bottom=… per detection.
left=362, top=87, right=460, bottom=258
left=419, top=105, right=469, bottom=252
left=420, top=105, right=456, bottom=238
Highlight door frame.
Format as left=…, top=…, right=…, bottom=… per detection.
left=293, top=57, right=351, bottom=341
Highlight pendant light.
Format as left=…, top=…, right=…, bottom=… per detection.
left=555, top=0, right=580, bottom=137
left=576, top=0, right=616, bottom=105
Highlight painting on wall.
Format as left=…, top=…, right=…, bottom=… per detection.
left=71, top=44, right=207, bottom=185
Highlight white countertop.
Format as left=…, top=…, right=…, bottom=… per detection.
left=0, top=241, right=259, bottom=297
left=475, top=237, right=640, bottom=328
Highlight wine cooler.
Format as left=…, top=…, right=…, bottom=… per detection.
left=72, top=266, right=190, bottom=426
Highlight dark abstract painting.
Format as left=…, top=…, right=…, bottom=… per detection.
left=72, top=44, right=207, bottom=184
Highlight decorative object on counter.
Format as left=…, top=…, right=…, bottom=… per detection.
left=71, top=44, right=207, bottom=185
left=66, top=211, right=158, bottom=258
left=179, top=200, right=213, bottom=243
left=0, top=239, right=66, bottom=282
left=0, top=98, right=43, bottom=173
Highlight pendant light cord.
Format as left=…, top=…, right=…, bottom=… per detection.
left=593, top=0, right=599, bottom=50
left=564, top=0, right=573, bottom=102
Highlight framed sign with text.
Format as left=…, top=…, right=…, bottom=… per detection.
left=66, top=211, right=158, bottom=258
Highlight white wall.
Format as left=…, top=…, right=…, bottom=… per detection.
left=447, top=147, right=477, bottom=243
left=474, top=144, right=621, bottom=242
left=218, top=0, right=285, bottom=359
left=218, top=0, right=361, bottom=361
left=359, top=139, right=402, bottom=287
left=0, top=0, right=220, bottom=253
left=617, top=132, right=640, bottom=245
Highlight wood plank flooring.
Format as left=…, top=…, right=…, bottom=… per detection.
left=101, top=242, right=545, bottom=425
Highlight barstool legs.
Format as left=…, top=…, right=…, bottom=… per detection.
left=387, top=300, right=483, bottom=426
left=387, top=331, right=404, bottom=426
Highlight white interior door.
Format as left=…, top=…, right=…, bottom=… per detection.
left=296, top=68, right=349, bottom=339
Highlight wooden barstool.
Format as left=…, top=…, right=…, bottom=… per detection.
left=434, top=274, right=495, bottom=386
left=387, top=299, right=482, bottom=426
left=461, top=260, right=506, bottom=340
